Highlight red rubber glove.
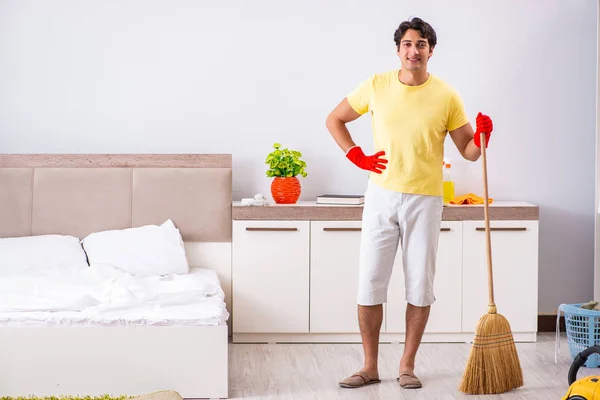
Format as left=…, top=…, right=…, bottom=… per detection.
left=346, top=146, right=387, bottom=174
left=473, top=112, right=493, bottom=148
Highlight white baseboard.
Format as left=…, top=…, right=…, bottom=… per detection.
left=233, top=332, right=537, bottom=344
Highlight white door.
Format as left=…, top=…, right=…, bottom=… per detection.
left=462, top=220, right=539, bottom=333
left=310, top=220, right=364, bottom=333
left=232, top=220, right=310, bottom=333
left=386, top=221, right=463, bottom=333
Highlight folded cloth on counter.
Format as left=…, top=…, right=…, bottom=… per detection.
left=449, top=193, right=493, bottom=205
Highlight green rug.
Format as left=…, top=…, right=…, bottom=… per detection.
left=1, top=396, right=131, bottom=400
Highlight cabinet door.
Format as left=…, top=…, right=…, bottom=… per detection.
left=462, top=220, right=539, bottom=333
left=232, top=220, right=309, bottom=333
left=386, top=221, right=463, bottom=333
left=310, top=221, right=363, bottom=333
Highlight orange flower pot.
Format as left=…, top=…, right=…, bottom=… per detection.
left=271, top=176, right=301, bottom=204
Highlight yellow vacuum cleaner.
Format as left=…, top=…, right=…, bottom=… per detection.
left=563, top=345, right=600, bottom=399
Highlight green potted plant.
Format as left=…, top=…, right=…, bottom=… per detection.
left=265, top=142, right=307, bottom=204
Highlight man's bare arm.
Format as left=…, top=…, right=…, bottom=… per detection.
left=448, top=122, right=481, bottom=162
left=325, top=98, right=362, bottom=153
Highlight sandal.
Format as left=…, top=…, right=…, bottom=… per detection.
left=397, top=371, right=422, bottom=389
left=339, top=371, right=381, bottom=388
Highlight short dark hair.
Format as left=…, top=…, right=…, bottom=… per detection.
left=394, top=17, right=437, bottom=49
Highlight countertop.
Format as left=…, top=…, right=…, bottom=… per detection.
left=232, top=201, right=539, bottom=221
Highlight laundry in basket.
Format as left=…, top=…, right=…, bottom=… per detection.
left=556, top=303, right=600, bottom=367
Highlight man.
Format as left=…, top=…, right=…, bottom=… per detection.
left=325, top=17, right=493, bottom=389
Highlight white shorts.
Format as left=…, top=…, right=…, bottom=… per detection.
left=357, top=180, right=443, bottom=307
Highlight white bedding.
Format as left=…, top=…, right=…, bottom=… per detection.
left=0, top=265, right=229, bottom=327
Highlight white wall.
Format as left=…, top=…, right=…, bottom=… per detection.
left=596, top=0, right=600, bottom=305
left=0, top=0, right=596, bottom=314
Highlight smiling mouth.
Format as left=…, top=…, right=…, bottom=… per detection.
left=408, top=58, right=421, bottom=62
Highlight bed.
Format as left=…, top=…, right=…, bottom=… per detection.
left=0, top=154, right=232, bottom=399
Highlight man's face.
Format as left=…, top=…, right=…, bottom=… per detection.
left=397, top=29, right=433, bottom=71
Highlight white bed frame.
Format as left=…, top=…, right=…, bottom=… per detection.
left=0, top=154, right=232, bottom=399
left=1, top=325, right=228, bottom=399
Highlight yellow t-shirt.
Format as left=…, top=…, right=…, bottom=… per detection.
left=347, top=70, right=469, bottom=197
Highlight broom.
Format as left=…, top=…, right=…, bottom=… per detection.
left=457, top=130, right=524, bottom=395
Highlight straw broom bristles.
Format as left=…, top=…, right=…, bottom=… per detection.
left=458, top=129, right=524, bottom=394
left=458, top=304, right=523, bottom=394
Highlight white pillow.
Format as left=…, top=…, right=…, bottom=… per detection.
left=81, top=219, right=190, bottom=276
left=0, top=234, right=89, bottom=275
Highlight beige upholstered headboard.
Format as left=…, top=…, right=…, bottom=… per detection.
left=0, top=154, right=233, bottom=324
left=0, top=154, right=231, bottom=240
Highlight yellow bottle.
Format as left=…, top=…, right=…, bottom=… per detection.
left=443, top=163, right=455, bottom=203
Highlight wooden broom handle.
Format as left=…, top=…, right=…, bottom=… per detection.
left=481, top=131, right=495, bottom=309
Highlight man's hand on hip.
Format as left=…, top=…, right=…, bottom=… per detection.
left=346, top=146, right=388, bottom=174
left=473, top=112, right=493, bottom=148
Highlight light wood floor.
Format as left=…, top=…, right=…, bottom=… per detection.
left=227, top=333, right=591, bottom=399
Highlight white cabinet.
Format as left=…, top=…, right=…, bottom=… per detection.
left=232, top=220, right=310, bottom=333
left=309, top=220, right=367, bottom=333
left=461, top=220, right=539, bottom=333
left=231, top=202, right=539, bottom=343
left=386, top=221, right=463, bottom=333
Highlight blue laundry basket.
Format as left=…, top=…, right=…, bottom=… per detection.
left=560, top=303, right=600, bottom=367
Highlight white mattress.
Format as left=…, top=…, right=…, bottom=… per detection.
left=0, top=265, right=229, bottom=327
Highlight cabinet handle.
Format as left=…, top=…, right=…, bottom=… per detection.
left=475, top=227, right=527, bottom=232
left=324, top=227, right=452, bottom=232
left=245, top=227, right=298, bottom=232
